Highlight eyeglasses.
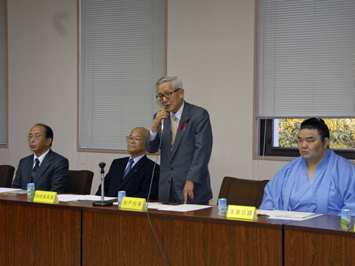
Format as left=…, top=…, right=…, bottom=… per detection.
left=26, top=134, right=43, bottom=140
left=156, top=88, right=181, bottom=101
left=126, top=136, right=144, bottom=143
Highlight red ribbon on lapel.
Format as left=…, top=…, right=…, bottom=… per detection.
left=180, top=121, right=186, bottom=131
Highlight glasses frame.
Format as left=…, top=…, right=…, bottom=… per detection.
left=156, top=88, right=181, bottom=101
left=26, top=134, right=44, bottom=141
left=126, top=136, right=143, bottom=143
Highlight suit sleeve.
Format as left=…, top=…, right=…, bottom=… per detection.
left=144, top=113, right=161, bottom=154
left=49, top=156, right=69, bottom=193
left=131, top=163, right=160, bottom=200
left=11, top=160, right=25, bottom=189
left=185, top=109, right=213, bottom=184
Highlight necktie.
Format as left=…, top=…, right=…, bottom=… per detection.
left=30, top=158, right=40, bottom=183
left=123, top=159, right=134, bottom=179
left=171, top=114, right=177, bottom=150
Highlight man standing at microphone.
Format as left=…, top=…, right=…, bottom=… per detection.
left=145, top=76, right=213, bottom=204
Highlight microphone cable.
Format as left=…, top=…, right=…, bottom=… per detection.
left=146, top=127, right=168, bottom=266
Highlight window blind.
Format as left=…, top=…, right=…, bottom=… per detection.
left=258, top=0, right=355, bottom=119
left=79, top=0, right=165, bottom=150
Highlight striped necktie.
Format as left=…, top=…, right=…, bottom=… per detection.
left=171, top=114, right=177, bottom=150
left=123, top=159, right=134, bottom=179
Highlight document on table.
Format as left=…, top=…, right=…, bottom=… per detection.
left=58, top=194, right=116, bottom=202
left=257, top=209, right=322, bottom=221
left=0, top=188, right=23, bottom=194
left=147, top=202, right=212, bottom=212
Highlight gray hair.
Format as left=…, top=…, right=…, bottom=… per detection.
left=155, top=76, right=183, bottom=90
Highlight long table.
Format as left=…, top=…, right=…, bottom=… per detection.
left=0, top=194, right=82, bottom=266
left=81, top=203, right=283, bottom=266
left=284, top=215, right=355, bottom=266
left=1, top=193, right=355, bottom=266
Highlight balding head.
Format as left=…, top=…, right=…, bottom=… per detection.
left=127, top=127, right=148, bottom=158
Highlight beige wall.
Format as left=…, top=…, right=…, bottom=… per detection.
left=1, top=0, right=288, bottom=203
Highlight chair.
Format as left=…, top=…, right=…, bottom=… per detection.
left=218, top=176, right=269, bottom=208
left=65, top=170, right=94, bottom=195
left=0, top=165, right=15, bottom=188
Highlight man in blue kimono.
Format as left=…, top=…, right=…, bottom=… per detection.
left=260, top=117, right=355, bottom=216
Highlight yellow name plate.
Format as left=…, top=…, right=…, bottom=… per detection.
left=120, top=197, right=147, bottom=211
left=226, top=205, right=257, bottom=220
left=33, top=190, right=59, bottom=204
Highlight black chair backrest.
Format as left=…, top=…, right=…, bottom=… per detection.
left=0, top=165, right=15, bottom=188
left=218, top=176, right=269, bottom=208
left=65, top=170, right=94, bottom=195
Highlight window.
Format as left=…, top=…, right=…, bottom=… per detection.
left=79, top=0, right=165, bottom=151
left=257, top=0, right=355, bottom=159
left=0, top=0, right=7, bottom=147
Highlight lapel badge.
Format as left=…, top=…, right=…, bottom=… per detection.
left=180, top=121, right=186, bottom=131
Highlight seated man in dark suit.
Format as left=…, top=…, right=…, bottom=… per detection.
left=11, top=123, right=69, bottom=192
left=96, top=127, right=159, bottom=199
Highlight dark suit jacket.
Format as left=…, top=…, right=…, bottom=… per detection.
left=11, top=149, right=69, bottom=192
left=95, top=155, right=159, bottom=200
left=145, top=101, right=213, bottom=204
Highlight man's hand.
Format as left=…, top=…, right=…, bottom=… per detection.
left=151, top=108, right=169, bottom=133
left=183, top=180, right=194, bottom=204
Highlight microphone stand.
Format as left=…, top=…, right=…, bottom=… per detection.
left=93, top=162, right=113, bottom=206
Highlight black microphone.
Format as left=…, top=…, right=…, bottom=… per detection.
left=93, top=162, right=113, bottom=206
left=99, top=162, right=106, bottom=172
left=161, top=104, right=167, bottom=133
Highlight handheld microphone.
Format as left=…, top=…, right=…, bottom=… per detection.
left=161, top=104, right=167, bottom=133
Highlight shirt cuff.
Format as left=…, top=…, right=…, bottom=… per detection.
left=150, top=129, right=157, bottom=141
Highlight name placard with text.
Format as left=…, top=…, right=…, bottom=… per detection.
left=33, top=191, right=59, bottom=204
left=120, top=197, right=147, bottom=211
left=226, top=205, right=257, bottom=220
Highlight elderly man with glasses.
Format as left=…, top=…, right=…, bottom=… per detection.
left=145, top=76, right=213, bottom=205
left=96, top=127, right=159, bottom=199
left=11, top=123, right=69, bottom=192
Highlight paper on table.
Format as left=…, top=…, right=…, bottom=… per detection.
left=146, top=202, right=163, bottom=209
left=0, top=188, right=22, bottom=193
left=9, top=189, right=28, bottom=194
left=257, top=209, right=322, bottom=221
left=112, top=202, right=212, bottom=212
left=58, top=194, right=116, bottom=202
left=156, top=204, right=212, bottom=212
